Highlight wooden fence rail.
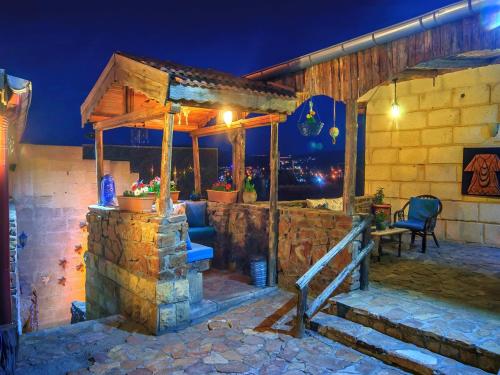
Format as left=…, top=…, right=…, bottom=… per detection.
left=295, top=216, right=373, bottom=338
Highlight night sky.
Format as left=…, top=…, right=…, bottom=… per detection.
left=2, top=0, right=455, bottom=158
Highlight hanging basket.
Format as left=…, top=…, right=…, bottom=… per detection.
left=297, top=120, right=324, bottom=136
left=297, top=99, right=324, bottom=137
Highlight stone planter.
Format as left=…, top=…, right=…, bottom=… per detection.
left=207, top=190, right=238, bottom=203
left=243, top=191, right=257, bottom=204
left=171, top=191, right=180, bottom=203
left=117, top=195, right=155, bottom=213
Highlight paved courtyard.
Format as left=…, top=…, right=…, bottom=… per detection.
left=17, top=291, right=406, bottom=375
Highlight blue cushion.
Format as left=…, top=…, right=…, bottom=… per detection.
left=188, top=226, right=216, bottom=243
left=187, top=243, right=213, bottom=263
left=185, top=201, right=207, bottom=227
left=185, top=232, right=192, bottom=251
left=408, top=197, right=439, bottom=222
left=393, top=219, right=425, bottom=231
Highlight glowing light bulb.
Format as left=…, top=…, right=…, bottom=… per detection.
left=223, top=111, right=233, bottom=127
left=390, top=102, right=401, bottom=118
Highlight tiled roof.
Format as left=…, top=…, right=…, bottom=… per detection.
left=118, top=52, right=295, bottom=99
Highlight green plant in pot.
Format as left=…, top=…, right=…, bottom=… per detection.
left=375, top=211, right=387, bottom=230
left=243, top=175, right=257, bottom=203
left=372, top=187, right=391, bottom=226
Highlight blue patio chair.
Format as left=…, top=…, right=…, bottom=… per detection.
left=393, top=195, right=442, bottom=253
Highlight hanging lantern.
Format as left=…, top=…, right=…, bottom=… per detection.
left=297, top=99, right=324, bottom=136
left=390, top=79, right=401, bottom=119
left=329, top=99, right=340, bottom=144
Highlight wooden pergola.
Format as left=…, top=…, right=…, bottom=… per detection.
left=80, top=52, right=297, bottom=285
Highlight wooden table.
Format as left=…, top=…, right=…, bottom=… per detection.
left=371, top=227, right=409, bottom=261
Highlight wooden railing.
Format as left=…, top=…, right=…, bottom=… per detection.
left=295, top=216, right=374, bottom=338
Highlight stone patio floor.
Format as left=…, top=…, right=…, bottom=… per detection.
left=17, top=290, right=407, bottom=375
left=203, top=269, right=262, bottom=303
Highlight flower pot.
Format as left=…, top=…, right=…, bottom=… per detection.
left=207, top=190, right=238, bottom=203
left=117, top=196, right=155, bottom=213
left=171, top=191, right=180, bottom=203
left=242, top=191, right=257, bottom=204
left=373, top=203, right=392, bottom=226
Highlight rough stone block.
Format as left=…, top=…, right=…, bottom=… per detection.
left=479, top=203, right=500, bottom=224
left=478, top=64, right=500, bottom=84
left=400, top=182, right=430, bottom=199
left=371, top=149, right=398, bottom=164
left=421, top=127, right=453, bottom=146
left=425, top=165, right=457, bottom=182
left=419, top=90, right=452, bottom=110
left=484, top=224, right=500, bottom=247
left=452, top=85, right=490, bottom=107
left=492, top=83, right=500, bottom=103
left=391, top=131, right=420, bottom=147
left=158, top=304, right=176, bottom=331
left=398, top=96, right=419, bottom=112
left=367, top=181, right=399, bottom=198
left=441, top=201, right=479, bottom=222
left=428, top=108, right=460, bottom=127
left=461, top=105, right=498, bottom=125
left=367, top=132, right=392, bottom=148
left=428, top=146, right=463, bottom=164
left=391, top=165, right=417, bottom=181
left=399, top=148, right=427, bottom=164
left=453, top=125, right=491, bottom=144
left=369, top=115, right=392, bottom=132
left=367, top=98, right=392, bottom=115
left=430, top=183, right=462, bottom=201
left=397, top=111, right=427, bottom=130
left=446, top=221, right=483, bottom=243
left=410, top=77, right=442, bottom=94
left=442, top=69, right=479, bottom=89
left=365, top=165, right=391, bottom=181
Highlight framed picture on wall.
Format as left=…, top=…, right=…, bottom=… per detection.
left=462, top=147, right=500, bottom=197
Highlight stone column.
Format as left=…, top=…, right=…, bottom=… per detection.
left=85, top=207, right=190, bottom=334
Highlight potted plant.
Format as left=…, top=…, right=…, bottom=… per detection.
left=148, top=177, right=180, bottom=203
left=207, top=180, right=238, bottom=203
left=375, top=211, right=387, bottom=231
left=372, top=187, right=391, bottom=225
left=118, top=181, right=155, bottom=213
left=243, top=175, right=257, bottom=203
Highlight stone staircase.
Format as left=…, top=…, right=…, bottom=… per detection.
left=308, top=286, right=500, bottom=374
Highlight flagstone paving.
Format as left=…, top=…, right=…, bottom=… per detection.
left=17, top=291, right=407, bottom=375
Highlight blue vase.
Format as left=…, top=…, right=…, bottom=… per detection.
left=100, top=174, right=117, bottom=206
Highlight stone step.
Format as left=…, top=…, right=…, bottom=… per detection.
left=325, top=286, right=500, bottom=373
left=310, top=312, right=490, bottom=375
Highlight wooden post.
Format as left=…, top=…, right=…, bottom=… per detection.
left=268, top=122, right=279, bottom=287
left=95, top=129, right=104, bottom=204
left=360, top=220, right=372, bottom=290
left=159, top=112, right=175, bottom=216
left=343, top=99, right=358, bottom=215
left=229, top=128, right=246, bottom=202
left=192, top=135, right=201, bottom=194
left=295, top=286, right=308, bottom=338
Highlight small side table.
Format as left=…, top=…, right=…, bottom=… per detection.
left=371, top=227, right=409, bottom=261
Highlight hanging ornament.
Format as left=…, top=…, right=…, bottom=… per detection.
left=329, top=99, right=340, bottom=144
left=297, top=98, right=324, bottom=137
left=182, top=107, right=191, bottom=126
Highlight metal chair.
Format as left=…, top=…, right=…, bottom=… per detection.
left=393, top=195, right=442, bottom=253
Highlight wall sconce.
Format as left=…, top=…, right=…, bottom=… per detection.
left=74, top=244, right=83, bottom=254
left=223, top=111, right=233, bottom=127
left=18, top=231, right=28, bottom=249
left=58, top=259, right=67, bottom=269
left=390, top=79, right=401, bottom=119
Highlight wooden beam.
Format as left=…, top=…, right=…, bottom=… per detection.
left=268, top=121, right=279, bottom=287
left=191, top=114, right=285, bottom=137
left=343, top=99, right=358, bottom=215
left=93, top=107, right=167, bottom=131
left=95, top=129, right=104, bottom=204
left=192, top=135, right=201, bottom=194
left=158, top=112, right=175, bottom=216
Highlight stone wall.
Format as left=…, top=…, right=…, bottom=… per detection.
left=85, top=208, right=190, bottom=334
left=207, top=199, right=370, bottom=295
left=363, top=65, right=500, bottom=246
left=10, top=144, right=138, bottom=328
left=9, top=202, right=21, bottom=333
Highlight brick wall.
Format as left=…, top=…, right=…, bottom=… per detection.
left=10, top=144, right=138, bottom=328
left=363, top=65, right=500, bottom=246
